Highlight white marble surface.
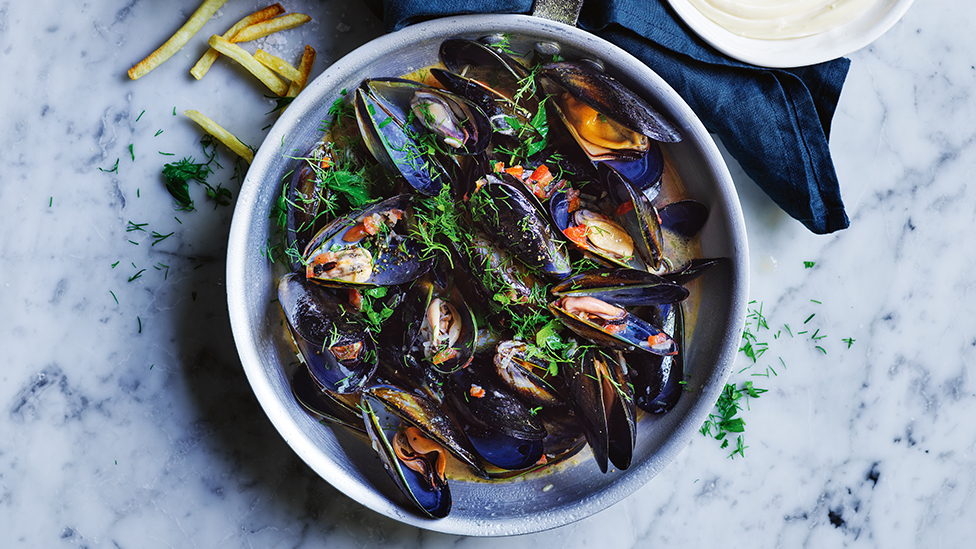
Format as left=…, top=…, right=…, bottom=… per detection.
left=2, top=0, right=974, bottom=546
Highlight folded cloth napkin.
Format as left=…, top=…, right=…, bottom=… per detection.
left=379, top=0, right=851, bottom=234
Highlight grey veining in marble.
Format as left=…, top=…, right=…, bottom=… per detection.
left=2, top=0, right=975, bottom=547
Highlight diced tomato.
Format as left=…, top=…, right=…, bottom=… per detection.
left=563, top=224, right=589, bottom=247
left=362, top=214, right=381, bottom=236
left=431, top=347, right=458, bottom=365
left=523, top=180, right=541, bottom=200
left=647, top=333, right=669, bottom=347
left=505, top=165, right=524, bottom=178
left=493, top=161, right=505, bottom=173
left=603, top=322, right=625, bottom=334
left=343, top=222, right=368, bottom=243
left=469, top=384, right=485, bottom=398
left=330, top=341, right=363, bottom=362
left=615, top=200, right=635, bottom=217
left=566, top=187, right=580, bottom=213
left=528, top=164, right=553, bottom=185
left=535, top=454, right=548, bottom=466
left=347, top=288, right=363, bottom=310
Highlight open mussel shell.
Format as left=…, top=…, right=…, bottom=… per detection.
left=550, top=188, right=646, bottom=271
left=564, top=348, right=636, bottom=473
left=628, top=302, right=685, bottom=414
left=283, top=141, right=334, bottom=271
left=552, top=268, right=689, bottom=306
left=354, top=80, right=450, bottom=196
left=468, top=174, right=572, bottom=279
left=359, top=78, right=492, bottom=156
left=439, top=38, right=533, bottom=104
left=430, top=67, right=532, bottom=138
left=291, top=367, right=367, bottom=434
left=536, top=408, right=587, bottom=463
left=303, top=194, right=432, bottom=287
left=366, top=383, right=487, bottom=479
left=600, top=162, right=665, bottom=272
left=538, top=61, right=681, bottom=152
left=659, top=199, right=710, bottom=239
left=445, top=362, right=546, bottom=471
left=363, top=77, right=492, bottom=155
left=400, top=275, right=478, bottom=375
left=548, top=296, right=678, bottom=356
left=278, top=273, right=377, bottom=394
left=493, top=340, right=565, bottom=407
left=361, top=393, right=453, bottom=519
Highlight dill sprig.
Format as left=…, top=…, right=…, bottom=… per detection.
left=410, top=185, right=466, bottom=267
left=699, top=381, right=767, bottom=458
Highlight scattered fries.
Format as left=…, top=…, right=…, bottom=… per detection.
left=184, top=110, right=254, bottom=164
left=287, top=45, right=317, bottom=98
left=208, top=34, right=289, bottom=96
left=128, top=0, right=229, bottom=80
left=255, top=49, right=303, bottom=82
left=190, top=3, right=285, bottom=80
left=231, top=13, right=312, bottom=43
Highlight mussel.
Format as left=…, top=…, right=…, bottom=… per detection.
left=551, top=186, right=645, bottom=271
left=563, top=348, right=636, bottom=473
left=548, top=295, right=678, bottom=356
left=493, top=340, right=564, bottom=407
left=628, top=302, right=685, bottom=414
left=444, top=361, right=547, bottom=472
left=290, top=367, right=366, bottom=433
left=303, top=194, right=432, bottom=287
left=278, top=273, right=377, bottom=394
left=355, top=79, right=490, bottom=195
left=399, top=274, right=478, bottom=375
left=468, top=173, right=572, bottom=280
left=537, top=61, right=681, bottom=162
left=552, top=268, right=689, bottom=306
left=454, top=232, right=546, bottom=317
left=361, top=393, right=453, bottom=518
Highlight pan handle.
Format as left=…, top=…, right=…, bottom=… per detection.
left=531, top=0, right=583, bottom=26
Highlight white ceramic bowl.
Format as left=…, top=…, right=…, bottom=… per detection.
left=226, top=13, right=748, bottom=536
left=667, top=0, right=915, bottom=67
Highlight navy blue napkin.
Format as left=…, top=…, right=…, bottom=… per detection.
left=379, top=0, right=850, bottom=234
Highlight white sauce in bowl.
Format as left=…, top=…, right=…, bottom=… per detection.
left=685, top=0, right=878, bottom=39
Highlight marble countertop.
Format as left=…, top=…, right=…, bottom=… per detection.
left=2, top=0, right=973, bottom=546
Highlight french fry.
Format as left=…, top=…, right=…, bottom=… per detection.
left=286, top=45, right=317, bottom=98
left=190, top=4, right=285, bottom=80
left=254, top=49, right=302, bottom=82
left=231, top=13, right=312, bottom=43
left=184, top=110, right=254, bottom=164
left=207, top=34, right=288, bottom=96
left=128, top=0, right=229, bottom=80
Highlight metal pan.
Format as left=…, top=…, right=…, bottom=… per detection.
left=226, top=9, right=748, bottom=536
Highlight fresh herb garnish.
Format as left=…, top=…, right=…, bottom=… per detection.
left=359, top=287, right=397, bottom=331
left=151, top=231, right=174, bottom=246
left=162, top=157, right=213, bottom=209
left=410, top=185, right=465, bottom=266
left=699, top=381, right=766, bottom=459
left=99, top=158, right=120, bottom=173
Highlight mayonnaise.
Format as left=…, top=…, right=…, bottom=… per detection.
left=685, top=0, right=877, bottom=39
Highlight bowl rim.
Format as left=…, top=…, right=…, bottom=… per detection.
left=227, top=13, right=749, bottom=536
